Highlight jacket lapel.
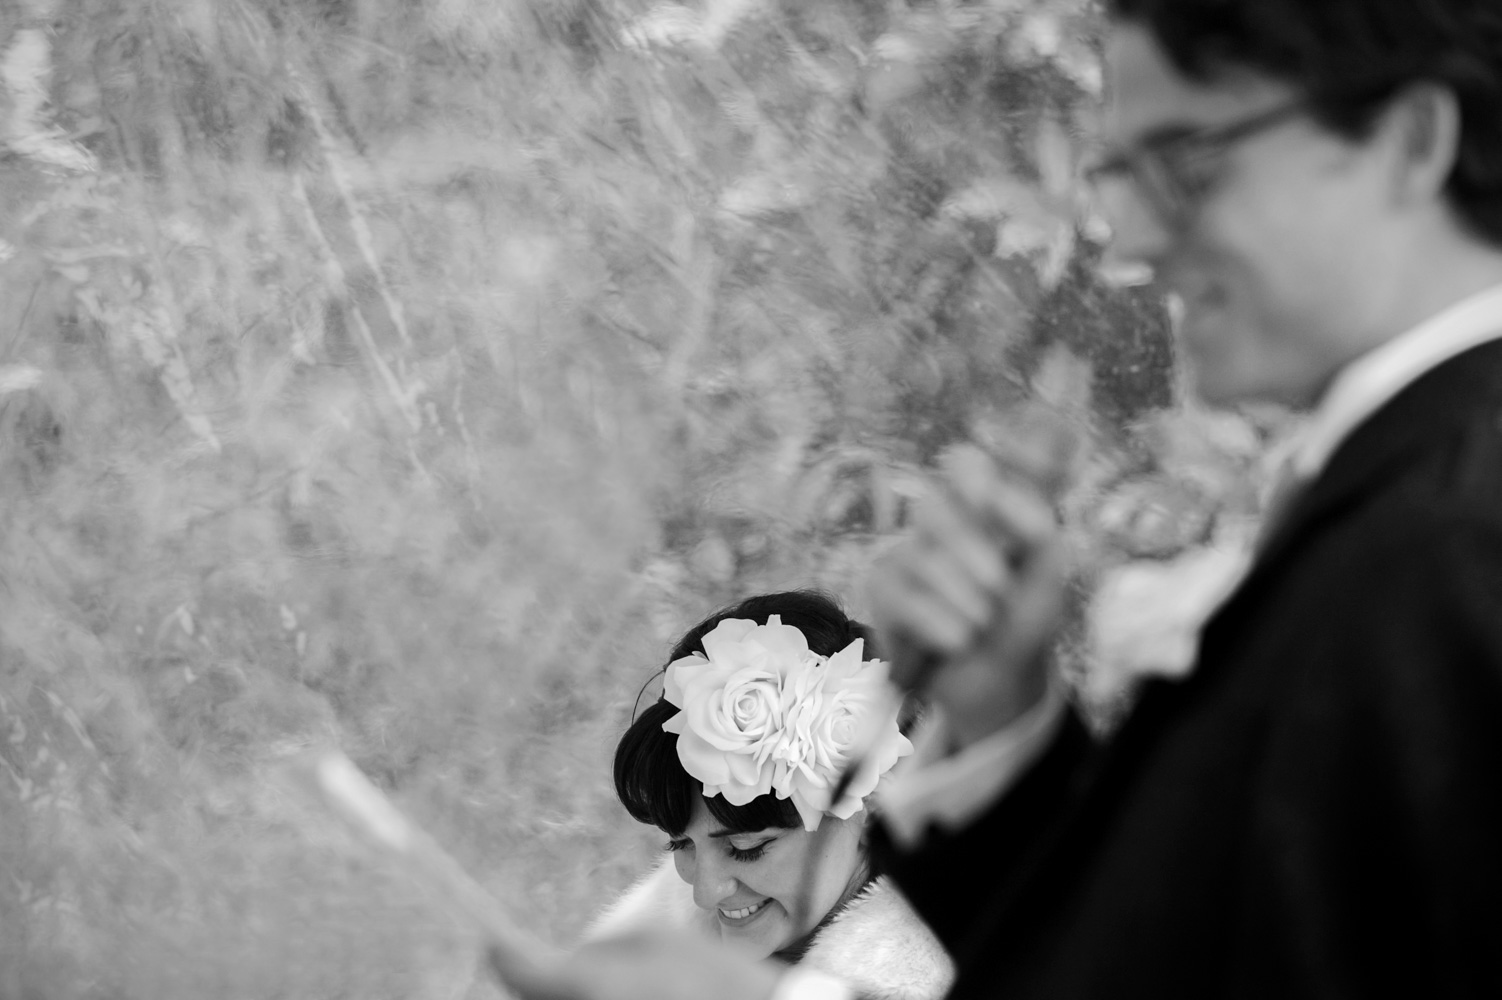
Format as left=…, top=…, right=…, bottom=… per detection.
left=1210, top=335, right=1502, bottom=632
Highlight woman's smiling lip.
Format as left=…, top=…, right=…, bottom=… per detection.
left=717, top=899, right=771, bottom=925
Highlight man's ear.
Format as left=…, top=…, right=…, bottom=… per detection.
left=1384, top=82, right=1462, bottom=205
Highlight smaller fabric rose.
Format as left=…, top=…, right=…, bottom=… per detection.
left=662, top=616, right=913, bottom=830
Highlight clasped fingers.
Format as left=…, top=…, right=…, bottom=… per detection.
left=869, top=447, right=1068, bottom=700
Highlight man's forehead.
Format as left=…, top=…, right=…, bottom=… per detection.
left=1102, top=21, right=1296, bottom=143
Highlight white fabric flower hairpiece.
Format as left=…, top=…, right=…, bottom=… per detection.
left=661, top=615, right=913, bottom=831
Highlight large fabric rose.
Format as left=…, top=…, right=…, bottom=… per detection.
left=773, top=638, right=911, bottom=828
left=661, top=616, right=913, bottom=830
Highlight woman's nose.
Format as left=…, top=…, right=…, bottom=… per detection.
left=689, top=858, right=738, bottom=910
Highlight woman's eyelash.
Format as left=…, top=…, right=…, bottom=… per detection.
left=727, top=841, right=771, bottom=862
left=664, top=837, right=772, bottom=860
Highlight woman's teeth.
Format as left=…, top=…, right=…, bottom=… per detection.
left=719, top=900, right=767, bottom=920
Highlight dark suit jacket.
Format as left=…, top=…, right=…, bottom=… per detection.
left=875, top=338, right=1502, bottom=998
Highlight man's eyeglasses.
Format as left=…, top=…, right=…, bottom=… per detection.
left=1085, top=99, right=1308, bottom=231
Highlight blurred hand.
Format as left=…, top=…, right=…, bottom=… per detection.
left=868, top=443, right=1068, bottom=748
left=487, top=930, right=783, bottom=1000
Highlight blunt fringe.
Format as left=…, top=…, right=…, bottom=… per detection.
left=1107, top=0, right=1502, bottom=246
left=612, top=590, right=878, bottom=837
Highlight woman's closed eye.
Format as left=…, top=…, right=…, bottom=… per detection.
left=665, top=836, right=775, bottom=862
left=725, top=837, right=775, bottom=863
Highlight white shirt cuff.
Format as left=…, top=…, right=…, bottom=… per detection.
left=877, top=682, right=1067, bottom=849
left=770, top=966, right=855, bottom=1000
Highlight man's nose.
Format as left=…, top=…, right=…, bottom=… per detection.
left=690, top=857, right=738, bottom=910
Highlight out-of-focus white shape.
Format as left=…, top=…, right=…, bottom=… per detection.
left=423, top=0, right=530, bottom=51
left=873, top=31, right=927, bottom=64
left=944, top=176, right=1053, bottom=224
left=1017, top=11, right=1061, bottom=58
left=718, top=172, right=808, bottom=218
left=316, top=752, right=413, bottom=853
left=949, top=175, right=1077, bottom=290
left=44, top=245, right=139, bottom=291
left=1030, top=344, right=1093, bottom=416
left=1054, top=42, right=1104, bottom=97
left=1034, top=117, right=1076, bottom=200
left=700, top=0, right=763, bottom=48
left=1092, top=476, right=1214, bottom=559
left=299, top=751, right=566, bottom=989
left=0, top=365, right=42, bottom=396
left=291, top=78, right=414, bottom=353
left=1037, top=225, right=1076, bottom=289
left=1165, top=290, right=1186, bottom=326
left=1084, top=532, right=1254, bottom=704
left=289, top=167, right=420, bottom=433
left=995, top=216, right=1051, bottom=255
left=163, top=216, right=209, bottom=249
left=996, top=216, right=1075, bottom=290
left=622, top=0, right=765, bottom=51
left=2, top=29, right=98, bottom=174
left=3, top=30, right=51, bottom=115
left=1081, top=210, right=1113, bottom=246
left=1002, top=11, right=1102, bottom=96
left=1097, top=258, right=1155, bottom=288
left=622, top=3, right=700, bottom=49
left=75, top=279, right=223, bottom=452
left=0, top=237, right=15, bottom=264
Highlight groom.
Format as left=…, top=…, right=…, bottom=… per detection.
left=865, top=1, right=1502, bottom=996
left=495, top=1, right=1502, bottom=996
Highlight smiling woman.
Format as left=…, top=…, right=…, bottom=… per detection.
left=589, top=592, right=953, bottom=1000
left=662, top=798, right=865, bottom=957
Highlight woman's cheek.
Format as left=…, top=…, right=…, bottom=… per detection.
left=672, top=848, right=694, bottom=885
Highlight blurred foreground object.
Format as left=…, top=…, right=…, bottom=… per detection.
left=0, top=0, right=1171, bottom=992
left=293, top=753, right=784, bottom=1000
left=1082, top=528, right=1253, bottom=708
left=489, top=930, right=784, bottom=1000
left=288, top=751, right=563, bottom=991
left=868, top=436, right=1072, bottom=748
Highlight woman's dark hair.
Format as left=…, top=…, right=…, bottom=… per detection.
left=1107, top=0, right=1502, bottom=246
left=613, top=590, right=878, bottom=837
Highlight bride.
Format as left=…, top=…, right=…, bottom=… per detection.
left=590, top=591, right=953, bottom=1000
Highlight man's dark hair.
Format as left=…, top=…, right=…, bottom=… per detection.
left=1108, top=0, right=1502, bottom=245
left=612, top=590, right=877, bottom=837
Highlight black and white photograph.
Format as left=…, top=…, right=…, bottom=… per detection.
left=2, top=1, right=1498, bottom=997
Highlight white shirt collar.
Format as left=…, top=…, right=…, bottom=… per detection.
left=1290, top=280, right=1502, bottom=480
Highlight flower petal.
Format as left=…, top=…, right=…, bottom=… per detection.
left=657, top=615, right=908, bottom=827
left=663, top=653, right=709, bottom=707
left=698, top=618, right=760, bottom=664
left=749, top=616, right=813, bottom=664
left=674, top=725, right=732, bottom=786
